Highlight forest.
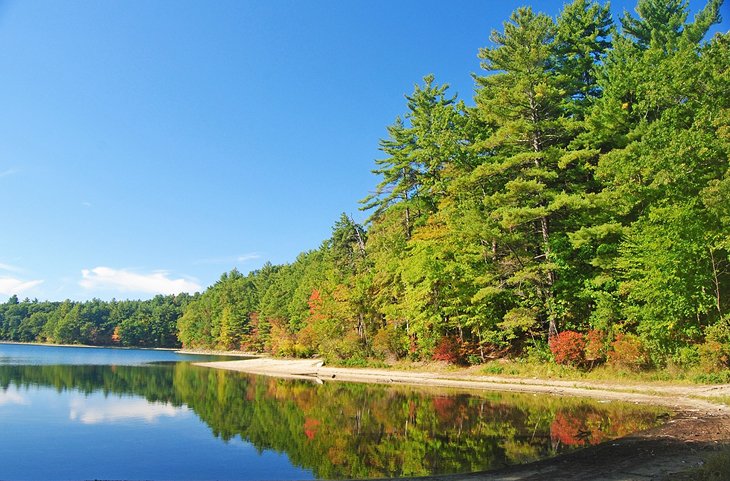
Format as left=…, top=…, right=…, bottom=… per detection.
left=1, top=0, right=728, bottom=372
left=0, top=294, right=187, bottom=348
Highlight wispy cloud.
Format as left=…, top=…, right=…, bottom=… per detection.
left=0, top=277, right=44, bottom=296
left=194, top=253, right=261, bottom=265
left=0, top=262, right=23, bottom=274
left=79, top=267, right=201, bottom=295
left=0, top=168, right=18, bottom=178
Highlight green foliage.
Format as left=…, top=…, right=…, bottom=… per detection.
left=41, top=0, right=721, bottom=367
left=0, top=295, right=187, bottom=348
left=697, top=317, right=730, bottom=371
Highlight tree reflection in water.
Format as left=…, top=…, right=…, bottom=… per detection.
left=0, top=362, right=664, bottom=479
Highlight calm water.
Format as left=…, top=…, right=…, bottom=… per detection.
left=0, top=343, right=666, bottom=480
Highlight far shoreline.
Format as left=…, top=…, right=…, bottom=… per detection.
left=0, top=340, right=178, bottom=351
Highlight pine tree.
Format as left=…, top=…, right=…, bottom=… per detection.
left=361, top=75, right=463, bottom=239
left=471, top=7, right=567, bottom=338
left=578, top=0, right=729, bottom=349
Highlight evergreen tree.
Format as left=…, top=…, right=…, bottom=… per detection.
left=472, top=7, right=568, bottom=338
left=361, top=75, right=463, bottom=239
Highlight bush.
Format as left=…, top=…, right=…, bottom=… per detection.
left=693, top=369, right=730, bottom=384
left=549, top=331, right=586, bottom=367
left=482, top=362, right=505, bottom=375
left=372, top=324, right=406, bottom=360
left=698, top=340, right=730, bottom=372
left=523, top=338, right=553, bottom=363
left=432, top=336, right=463, bottom=364
left=699, top=317, right=730, bottom=372
left=705, top=316, right=730, bottom=344
left=318, top=331, right=367, bottom=364
left=607, top=333, right=651, bottom=371
left=584, top=330, right=607, bottom=366
left=671, top=345, right=700, bottom=368
left=294, top=324, right=317, bottom=358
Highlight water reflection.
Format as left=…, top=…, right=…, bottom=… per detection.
left=0, top=360, right=666, bottom=479
left=0, top=387, right=27, bottom=406
left=68, top=395, right=188, bottom=424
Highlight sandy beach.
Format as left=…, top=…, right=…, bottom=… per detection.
left=196, top=357, right=730, bottom=481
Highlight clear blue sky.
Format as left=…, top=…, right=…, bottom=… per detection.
left=0, top=0, right=727, bottom=301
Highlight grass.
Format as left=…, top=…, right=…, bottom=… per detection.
left=324, top=354, right=730, bottom=387
left=475, top=359, right=730, bottom=385
left=702, top=396, right=730, bottom=407
left=676, top=446, right=730, bottom=481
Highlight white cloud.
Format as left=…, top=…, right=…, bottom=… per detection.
left=237, top=253, right=261, bottom=262
left=0, top=168, right=18, bottom=178
left=69, top=396, right=187, bottom=424
left=0, top=277, right=44, bottom=296
left=79, top=267, right=201, bottom=295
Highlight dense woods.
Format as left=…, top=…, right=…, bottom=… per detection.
left=0, top=294, right=188, bottom=347
left=1, top=0, right=728, bottom=371
left=176, top=0, right=729, bottom=369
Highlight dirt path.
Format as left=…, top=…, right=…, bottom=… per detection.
left=196, top=358, right=730, bottom=481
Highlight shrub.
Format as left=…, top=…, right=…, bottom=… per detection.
left=699, top=317, right=730, bottom=372
left=693, top=369, right=730, bottom=384
left=671, top=345, right=700, bottom=368
left=584, top=330, right=607, bottom=366
left=482, top=362, right=505, bottom=375
left=432, top=336, right=463, bottom=364
left=294, top=324, right=317, bottom=358
left=372, top=324, right=406, bottom=360
left=318, top=331, right=366, bottom=364
left=705, top=315, right=730, bottom=344
left=698, top=340, right=730, bottom=373
left=549, top=331, right=586, bottom=366
left=607, top=333, right=651, bottom=371
left=523, top=338, right=552, bottom=363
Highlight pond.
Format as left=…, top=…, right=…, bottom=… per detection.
left=0, top=343, right=666, bottom=480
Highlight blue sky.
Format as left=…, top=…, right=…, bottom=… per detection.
left=0, top=0, right=727, bottom=301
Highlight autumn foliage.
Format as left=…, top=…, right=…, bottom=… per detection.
left=549, top=331, right=586, bottom=366
left=607, top=334, right=651, bottom=371
left=432, top=336, right=464, bottom=364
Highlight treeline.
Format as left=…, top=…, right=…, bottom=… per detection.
left=0, top=294, right=189, bottom=347
left=178, top=0, right=730, bottom=368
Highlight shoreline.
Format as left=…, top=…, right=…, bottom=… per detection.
left=0, top=340, right=179, bottom=351
left=176, top=348, right=262, bottom=357
left=196, top=357, right=730, bottom=481
left=195, top=357, right=730, bottom=411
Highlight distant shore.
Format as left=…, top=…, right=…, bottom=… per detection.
left=197, top=357, right=730, bottom=481
left=0, top=340, right=179, bottom=351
